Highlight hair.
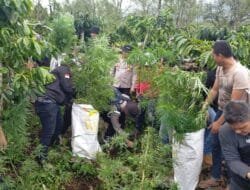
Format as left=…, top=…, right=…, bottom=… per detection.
left=224, top=101, right=250, bottom=124
left=126, top=101, right=139, bottom=118
left=36, top=56, right=51, bottom=67
left=90, top=26, right=100, bottom=34
left=212, top=40, right=233, bottom=58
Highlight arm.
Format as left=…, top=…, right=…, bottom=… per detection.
left=110, top=111, right=134, bottom=148
left=110, top=111, right=124, bottom=134
left=219, top=126, right=250, bottom=179
left=130, top=66, right=137, bottom=93
left=203, top=77, right=219, bottom=110
left=210, top=89, right=246, bottom=133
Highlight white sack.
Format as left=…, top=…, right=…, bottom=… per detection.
left=71, top=103, right=101, bottom=159
left=173, top=128, right=204, bottom=190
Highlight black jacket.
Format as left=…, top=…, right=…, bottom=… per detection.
left=44, top=65, right=74, bottom=105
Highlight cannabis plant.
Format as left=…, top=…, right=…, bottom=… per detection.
left=49, top=12, right=77, bottom=53
left=156, top=67, right=207, bottom=140
left=73, top=36, right=118, bottom=111
left=97, top=128, right=174, bottom=190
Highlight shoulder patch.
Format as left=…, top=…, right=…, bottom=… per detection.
left=64, top=73, right=70, bottom=79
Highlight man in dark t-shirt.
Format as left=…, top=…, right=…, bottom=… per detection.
left=219, top=101, right=250, bottom=190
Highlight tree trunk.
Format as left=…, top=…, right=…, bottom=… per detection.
left=157, top=0, right=162, bottom=16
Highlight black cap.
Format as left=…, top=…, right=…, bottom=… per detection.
left=90, top=26, right=100, bottom=34
left=121, top=45, right=133, bottom=53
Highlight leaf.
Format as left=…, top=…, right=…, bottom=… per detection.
left=23, top=37, right=29, bottom=48
left=23, top=20, right=30, bottom=35
left=0, top=67, right=8, bottom=74
left=33, top=41, right=41, bottom=55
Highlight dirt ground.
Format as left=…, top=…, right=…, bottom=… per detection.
left=196, top=163, right=229, bottom=190
left=64, top=178, right=101, bottom=190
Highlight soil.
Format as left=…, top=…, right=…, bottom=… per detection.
left=196, top=163, right=228, bottom=190
left=64, top=177, right=101, bottom=190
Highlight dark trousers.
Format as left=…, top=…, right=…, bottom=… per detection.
left=35, top=101, right=62, bottom=154
left=211, top=110, right=223, bottom=179
left=116, top=87, right=130, bottom=96
left=61, top=103, right=72, bottom=135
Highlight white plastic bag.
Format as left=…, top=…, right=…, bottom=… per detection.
left=173, top=128, right=204, bottom=190
left=71, top=103, right=101, bottom=159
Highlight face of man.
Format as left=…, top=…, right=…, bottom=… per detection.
left=231, top=121, right=250, bottom=136
left=90, top=33, right=97, bottom=38
left=212, top=50, right=224, bottom=66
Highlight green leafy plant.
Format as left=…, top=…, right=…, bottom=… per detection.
left=73, top=36, right=118, bottom=111
left=49, top=12, right=77, bottom=53
left=97, top=128, right=174, bottom=190
left=156, top=67, right=207, bottom=140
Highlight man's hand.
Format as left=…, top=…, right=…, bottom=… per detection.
left=0, top=128, right=7, bottom=150
left=202, top=102, right=209, bottom=112
left=125, top=139, right=134, bottom=148
left=130, top=88, right=135, bottom=95
left=209, top=121, right=221, bottom=134
left=247, top=172, right=250, bottom=180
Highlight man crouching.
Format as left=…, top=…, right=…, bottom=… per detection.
left=219, top=101, right=250, bottom=190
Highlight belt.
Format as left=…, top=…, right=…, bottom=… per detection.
left=36, top=96, right=56, bottom=103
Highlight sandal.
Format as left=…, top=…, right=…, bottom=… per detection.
left=198, top=178, right=220, bottom=189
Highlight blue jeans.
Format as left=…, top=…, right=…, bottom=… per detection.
left=35, top=101, right=62, bottom=155
left=204, top=107, right=216, bottom=155
left=211, top=110, right=223, bottom=179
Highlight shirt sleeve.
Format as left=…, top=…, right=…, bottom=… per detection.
left=219, top=125, right=250, bottom=179
left=233, top=67, right=249, bottom=90
left=110, top=111, right=124, bottom=134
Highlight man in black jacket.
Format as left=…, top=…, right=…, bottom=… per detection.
left=35, top=58, right=74, bottom=162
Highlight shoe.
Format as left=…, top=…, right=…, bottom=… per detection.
left=198, top=178, right=221, bottom=189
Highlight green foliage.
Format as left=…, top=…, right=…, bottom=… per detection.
left=16, top=149, right=73, bottom=189
left=156, top=67, right=207, bottom=139
left=0, top=100, right=31, bottom=168
left=227, top=28, right=250, bottom=67
left=173, top=33, right=214, bottom=68
left=11, top=66, right=55, bottom=101
left=198, top=27, right=229, bottom=41
left=111, top=10, right=174, bottom=48
left=73, top=36, right=118, bottom=111
left=0, top=0, right=33, bottom=26
left=71, top=158, right=98, bottom=178
left=49, top=12, right=76, bottom=53
left=97, top=128, right=174, bottom=190
left=74, top=13, right=100, bottom=39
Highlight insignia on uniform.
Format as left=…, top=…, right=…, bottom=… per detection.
left=65, top=74, right=70, bottom=78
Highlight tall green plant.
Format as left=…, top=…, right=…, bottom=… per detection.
left=0, top=0, right=55, bottom=182
left=156, top=67, right=207, bottom=140
left=97, top=128, right=174, bottom=189
left=73, top=36, right=118, bottom=111
left=49, top=12, right=76, bottom=53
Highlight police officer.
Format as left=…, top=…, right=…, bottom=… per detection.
left=35, top=57, right=74, bottom=162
